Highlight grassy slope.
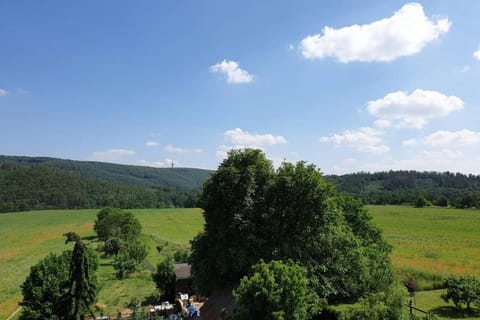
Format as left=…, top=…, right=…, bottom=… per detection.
left=368, top=205, right=480, bottom=279
left=368, top=205, right=480, bottom=319
left=0, top=208, right=203, bottom=320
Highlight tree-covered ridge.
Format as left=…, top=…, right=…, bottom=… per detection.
left=0, top=155, right=212, bottom=189
left=0, top=163, right=201, bottom=213
left=326, top=171, right=480, bottom=208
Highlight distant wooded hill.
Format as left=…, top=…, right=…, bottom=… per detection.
left=326, top=171, right=480, bottom=208
left=2, top=155, right=480, bottom=212
left=0, top=155, right=212, bottom=213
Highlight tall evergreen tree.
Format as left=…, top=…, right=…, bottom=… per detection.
left=62, top=232, right=98, bottom=320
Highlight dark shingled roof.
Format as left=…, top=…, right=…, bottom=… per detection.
left=174, top=263, right=191, bottom=280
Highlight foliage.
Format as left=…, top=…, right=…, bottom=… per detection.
left=0, top=161, right=203, bottom=213
left=173, top=250, right=190, bottom=263
left=20, top=251, right=71, bottom=320
left=62, top=232, right=99, bottom=320
left=104, top=237, right=122, bottom=256
left=234, top=260, right=321, bottom=320
left=191, top=149, right=393, bottom=302
left=94, top=208, right=142, bottom=241
left=404, top=277, right=419, bottom=294
left=340, top=284, right=407, bottom=320
left=326, top=170, right=480, bottom=208
left=414, top=195, right=430, bottom=208
left=441, top=275, right=480, bottom=309
left=20, top=233, right=98, bottom=320
left=152, top=256, right=176, bottom=302
left=112, top=241, right=148, bottom=279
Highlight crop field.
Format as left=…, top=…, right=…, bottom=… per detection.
left=0, top=208, right=203, bottom=320
left=1, top=205, right=480, bottom=319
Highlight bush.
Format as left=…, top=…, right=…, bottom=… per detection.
left=234, top=259, right=321, bottom=320
left=112, top=241, right=148, bottom=279
left=442, top=275, right=480, bottom=310
left=152, top=256, right=176, bottom=302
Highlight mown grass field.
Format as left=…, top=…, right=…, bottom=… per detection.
left=1, top=205, right=480, bottom=320
left=0, top=208, right=203, bottom=320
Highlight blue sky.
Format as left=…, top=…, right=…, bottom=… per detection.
left=1, top=1, right=480, bottom=174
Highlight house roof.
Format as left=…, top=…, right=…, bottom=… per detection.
left=174, top=263, right=191, bottom=280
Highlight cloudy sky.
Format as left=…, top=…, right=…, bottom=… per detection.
left=1, top=1, right=480, bottom=174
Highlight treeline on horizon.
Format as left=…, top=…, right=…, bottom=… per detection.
left=3, top=154, right=480, bottom=213
left=0, top=163, right=201, bottom=213
left=327, top=170, right=480, bottom=208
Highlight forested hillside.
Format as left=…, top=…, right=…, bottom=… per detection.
left=0, top=158, right=208, bottom=212
left=0, top=155, right=211, bottom=189
left=326, top=171, right=480, bottom=208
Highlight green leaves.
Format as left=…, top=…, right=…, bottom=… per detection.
left=442, top=275, right=480, bottom=309
left=94, top=207, right=142, bottom=242
left=234, top=260, right=321, bottom=320
left=191, top=148, right=394, bottom=302
left=152, top=256, right=176, bottom=302
left=112, top=241, right=148, bottom=279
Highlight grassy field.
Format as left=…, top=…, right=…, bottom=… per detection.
left=368, top=205, right=480, bottom=319
left=368, top=205, right=480, bottom=282
left=0, top=208, right=204, bottom=320
left=2, top=205, right=480, bottom=319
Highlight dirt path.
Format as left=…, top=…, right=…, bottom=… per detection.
left=6, top=307, right=22, bottom=320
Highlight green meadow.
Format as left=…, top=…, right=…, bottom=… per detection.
left=368, top=205, right=480, bottom=282
left=0, top=208, right=203, bottom=320
left=1, top=205, right=480, bottom=319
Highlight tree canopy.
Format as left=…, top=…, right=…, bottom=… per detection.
left=93, top=207, right=141, bottom=241
left=442, top=275, right=480, bottom=310
left=234, top=259, right=320, bottom=320
left=20, top=233, right=98, bottom=320
left=190, top=149, right=393, bottom=302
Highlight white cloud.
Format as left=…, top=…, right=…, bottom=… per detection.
left=421, top=149, right=464, bottom=160
left=90, top=149, right=136, bottom=162
left=374, top=119, right=392, bottom=128
left=320, top=127, right=389, bottom=154
left=164, top=144, right=203, bottom=154
left=145, top=141, right=160, bottom=147
left=0, top=89, right=10, bottom=96
left=474, top=48, right=480, bottom=60
left=210, top=60, right=254, bottom=84
left=424, top=129, right=480, bottom=148
left=300, top=3, right=450, bottom=62
left=359, top=149, right=475, bottom=173
left=136, top=158, right=179, bottom=168
left=215, top=144, right=265, bottom=161
left=224, top=128, right=287, bottom=146
left=367, top=89, right=463, bottom=129
left=402, top=138, right=418, bottom=147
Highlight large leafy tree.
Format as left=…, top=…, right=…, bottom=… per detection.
left=20, top=251, right=71, bottom=320
left=234, top=260, right=320, bottom=320
left=191, top=149, right=273, bottom=294
left=93, top=207, right=141, bottom=241
left=20, top=233, right=98, bottom=320
left=191, top=149, right=393, bottom=301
